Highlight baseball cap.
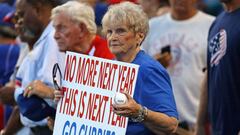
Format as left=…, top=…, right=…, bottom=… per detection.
left=0, top=3, right=17, bottom=38
left=0, top=3, right=15, bottom=27
left=17, top=94, right=56, bottom=122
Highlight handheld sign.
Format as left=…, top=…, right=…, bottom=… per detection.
left=53, top=51, right=139, bottom=135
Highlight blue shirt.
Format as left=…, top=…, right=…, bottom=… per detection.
left=207, top=9, right=240, bottom=135
left=126, top=50, right=178, bottom=135
left=0, top=44, right=20, bottom=86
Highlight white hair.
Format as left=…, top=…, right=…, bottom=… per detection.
left=51, top=1, right=97, bottom=34
left=102, top=2, right=149, bottom=36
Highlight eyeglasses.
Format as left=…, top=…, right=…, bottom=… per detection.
left=52, top=63, right=62, bottom=90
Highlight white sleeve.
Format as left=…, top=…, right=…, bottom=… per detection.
left=36, top=34, right=65, bottom=88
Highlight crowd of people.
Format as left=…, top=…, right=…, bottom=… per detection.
left=0, top=0, right=239, bottom=135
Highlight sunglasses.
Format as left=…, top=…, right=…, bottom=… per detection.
left=52, top=63, right=62, bottom=90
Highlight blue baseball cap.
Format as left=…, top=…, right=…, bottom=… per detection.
left=0, top=3, right=15, bottom=27
left=17, top=94, right=56, bottom=121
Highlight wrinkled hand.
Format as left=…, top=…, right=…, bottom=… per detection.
left=112, top=92, right=141, bottom=118
left=24, top=80, right=54, bottom=99
left=54, top=90, right=64, bottom=103
left=154, top=52, right=172, bottom=68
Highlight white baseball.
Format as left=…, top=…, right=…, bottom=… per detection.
left=113, top=92, right=128, bottom=105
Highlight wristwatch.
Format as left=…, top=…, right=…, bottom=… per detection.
left=130, top=105, right=148, bottom=122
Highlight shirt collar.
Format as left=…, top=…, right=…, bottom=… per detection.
left=33, top=21, right=54, bottom=48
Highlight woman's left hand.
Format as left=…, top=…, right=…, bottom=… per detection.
left=112, top=92, right=141, bottom=118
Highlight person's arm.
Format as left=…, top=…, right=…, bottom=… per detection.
left=0, top=106, right=23, bottom=135
left=195, top=72, right=208, bottom=135
left=143, top=108, right=178, bottom=134
left=113, top=92, right=178, bottom=134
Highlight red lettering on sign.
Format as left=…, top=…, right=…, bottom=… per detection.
left=108, top=99, right=127, bottom=128
left=117, top=66, right=136, bottom=95
left=64, top=55, right=76, bottom=82
left=77, top=91, right=86, bottom=118
left=75, top=58, right=99, bottom=88
left=85, top=93, right=109, bottom=123
left=59, top=87, right=78, bottom=116
left=98, top=62, right=118, bottom=91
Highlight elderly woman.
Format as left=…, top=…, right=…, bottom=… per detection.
left=101, top=2, right=178, bottom=135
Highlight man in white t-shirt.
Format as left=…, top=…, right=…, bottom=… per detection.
left=142, top=0, right=215, bottom=131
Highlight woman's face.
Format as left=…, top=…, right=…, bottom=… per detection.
left=105, top=23, right=141, bottom=57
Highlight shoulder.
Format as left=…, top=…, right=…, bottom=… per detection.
left=211, top=11, right=226, bottom=25
left=133, top=51, right=168, bottom=79
left=193, top=11, right=215, bottom=29
left=149, top=13, right=169, bottom=27
left=208, top=12, right=226, bottom=34
left=189, top=11, right=215, bottom=33
left=198, top=11, right=216, bottom=21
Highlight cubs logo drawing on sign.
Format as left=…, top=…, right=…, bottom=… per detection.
left=209, top=29, right=227, bottom=67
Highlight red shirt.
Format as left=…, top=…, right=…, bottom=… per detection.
left=86, top=35, right=115, bottom=60
left=0, top=105, right=3, bottom=130
left=107, top=0, right=137, bottom=5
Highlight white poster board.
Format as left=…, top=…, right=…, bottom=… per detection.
left=53, top=51, right=139, bottom=135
